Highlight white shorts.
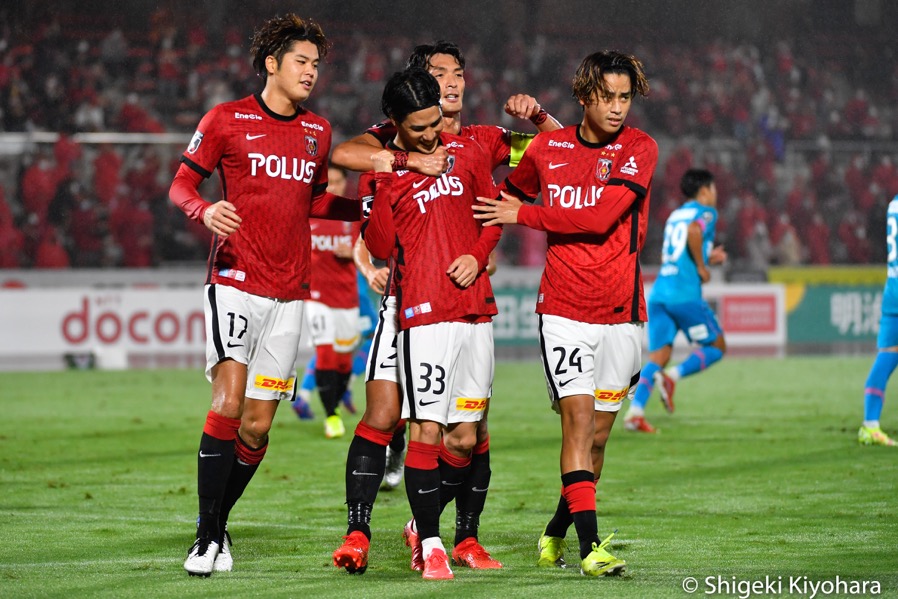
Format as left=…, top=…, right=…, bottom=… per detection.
left=304, top=301, right=361, bottom=354
left=365, top=295, right=399, bottom=383
left=538, top=314, right=643, bottom=413
left=399, top=321, right=493, bottom=426
left=203, top=284, right=304, bottom=401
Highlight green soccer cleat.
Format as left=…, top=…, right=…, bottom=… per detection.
left=580, top=531, right=626, bottom=577
left=325, top=414, right=345, bottom=439
left=537, top=529, right=567, bottom=568
left=858, top=425, right=897, bottom=446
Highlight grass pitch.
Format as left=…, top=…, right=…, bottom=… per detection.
left=1, top=356, right=896, bottom=598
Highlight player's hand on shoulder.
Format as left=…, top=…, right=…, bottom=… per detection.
left=203, top=200, right=241, bottom=238
left=473, top=190, right=522, bottom=226
left=504, top=94, right=541, bottom=120
left=371, top=150, right=395, bottom=173
left=709, top=245, right=728, bottom=265
left=409, top=146, right=449, bottom=176
left=447, top=254, right=479, bottom=288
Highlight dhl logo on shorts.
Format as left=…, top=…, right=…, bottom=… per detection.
left=594, top=387, right=628, bottom=403
left=456, top=398, right=487, bottom=411
left=254, top=375, right=296, bottom=392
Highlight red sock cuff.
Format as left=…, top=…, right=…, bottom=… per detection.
left=439, top=442, right=472, bottom=468
left=354, top=421, right=394, bottom=446
left=406, top=440, right=440, bottom=470
left=563, top=480, right=597, bottom=513
left=316, top=345, right=338, bottom=370
left=335, top=352, right=353, bottom=374
left=203, top=410, right=240, bottom=441
left=473, top=435, right=490, bottom=455
left=235, top=435, right=267, bottom=465
left=394, top=419, right=407, bottom=432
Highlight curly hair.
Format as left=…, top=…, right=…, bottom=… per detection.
left=250, top=14, right=328, bottom=79
left=571, top=51, right=649, bottom=104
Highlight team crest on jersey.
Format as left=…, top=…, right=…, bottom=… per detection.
left=596, top=158, right=612, bottom=182
left=446, top=154, right=456, bottom=174
left=305, top=135, right=318, bottom=157
left=187, top=131, right=204, bottom=154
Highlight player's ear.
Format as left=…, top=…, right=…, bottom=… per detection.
left=265, top=54, right=279, bottom=76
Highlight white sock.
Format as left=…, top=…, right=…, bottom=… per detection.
left=625, top=405, right=644, bottom=418
left=863, top=420, right=880, bottom=429
left=421, top=536, right=445, bottom=559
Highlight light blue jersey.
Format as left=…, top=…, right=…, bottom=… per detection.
left=650, top=200, right=718, bottom=304
left=883, top=196, right=898, bottom=317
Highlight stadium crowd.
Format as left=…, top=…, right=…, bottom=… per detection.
left=1, top=7, right=897, bottom=269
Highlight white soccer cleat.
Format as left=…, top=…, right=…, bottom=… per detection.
left=213, top=529, right=233, bottom=572
left=381, top=445, right=406, bottom=490
left=184, top=537, right=220, bottom=577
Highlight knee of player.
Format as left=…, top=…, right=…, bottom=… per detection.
left=239, top=417, right=273, bottom=446
left=443, top=424, right=478, bottom=455
left=713, top=334, right=727, bottom=354
left=361, top=405, right=401, bottom=432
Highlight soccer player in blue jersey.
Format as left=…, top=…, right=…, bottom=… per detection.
left=858, top=194, right=898, bottom=447
left=624, top=168, right=727, bottom=433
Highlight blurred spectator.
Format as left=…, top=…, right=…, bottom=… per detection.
left=838, top=211, right=872, bottom=263
left=34, top=225, right=70, bottom=268
left=20, top=150, right=63, bottom=223
left=804, top=212, right=832, bottom=265
left=745, top=221, right=773, bottom=271
left=93, top=145, right=123, bottom=205
left=769, top=214, right=802, bottom=265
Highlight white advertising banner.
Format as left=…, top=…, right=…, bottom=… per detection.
left=0, top=288, right=207, bottom=369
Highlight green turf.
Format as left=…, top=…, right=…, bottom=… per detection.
left=1, top=357, right=896, bottom=598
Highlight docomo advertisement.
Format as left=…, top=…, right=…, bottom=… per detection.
left=0, top=289, right=206, bottom=364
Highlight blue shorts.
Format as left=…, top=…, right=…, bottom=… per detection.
left=357, top=275, right=378, bottom=339
left=877, top=313, right=898, bottom=349
left=647, top=299, right=722, bottom=352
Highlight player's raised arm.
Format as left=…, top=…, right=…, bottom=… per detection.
left=361, top=150, right=398, bottom=260
left=332, top=132, right=449, bottom=176
left=503, top=93, right=563, bottom=132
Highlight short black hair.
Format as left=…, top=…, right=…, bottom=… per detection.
left=680, top=168, right=715, bottom=199
left=406, top=40, right=465, bottom=70
left=381, top=67, right=441, bottom=123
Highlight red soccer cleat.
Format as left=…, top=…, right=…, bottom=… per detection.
left=451, top=537, right=503, bottom=569
left=422, top=548, right=454, bottom=580
left=654, top=370, right=676, bottom=414
left=624, top=414, right=657, bottom=434
left=402, top=519, right=424, bottom=571
left=332, top=531, right=369, bottom=574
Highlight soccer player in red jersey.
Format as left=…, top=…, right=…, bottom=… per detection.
left=169, top=14, right=357, bottom=577
left=336, top=67, right=499, bottom=580
left=307, top=207, right=362, bottom=439
left=475, top=50, right=656, bottom=577
left=331, top=41, right=560, bottom=575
